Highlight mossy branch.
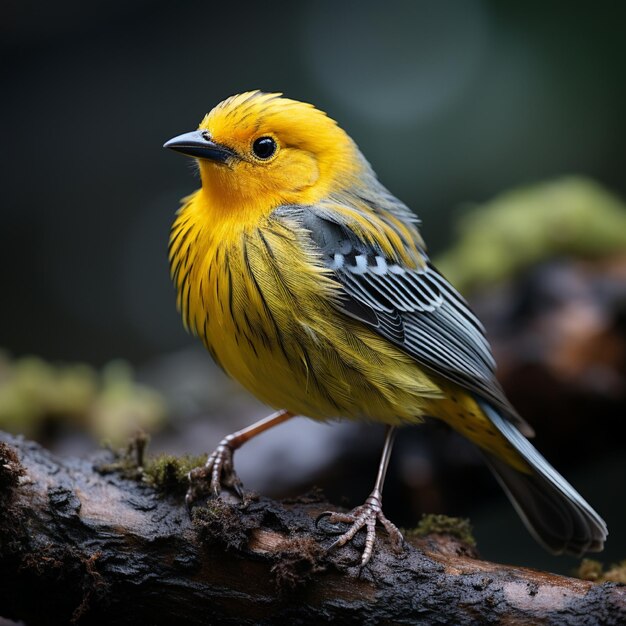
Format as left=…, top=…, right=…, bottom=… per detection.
left=0, top=432, right=624, bottom=625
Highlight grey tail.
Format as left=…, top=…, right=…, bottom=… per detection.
left=477, top=399, right=607, bottom=556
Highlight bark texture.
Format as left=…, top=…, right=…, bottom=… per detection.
left=0, top=432, right=624, bottom=625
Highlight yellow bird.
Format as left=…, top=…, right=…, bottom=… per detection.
left=164, top=91, right=606, bottom=565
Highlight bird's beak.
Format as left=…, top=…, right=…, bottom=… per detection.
left=163, top=130, right=235, bottom=163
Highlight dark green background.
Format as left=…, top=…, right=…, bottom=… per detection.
left=2, top=0, right=625, bottom=363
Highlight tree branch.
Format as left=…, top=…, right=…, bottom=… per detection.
left=0, top=432, right=623, bottom=625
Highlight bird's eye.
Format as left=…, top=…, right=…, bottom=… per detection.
left=252, top=136, right=277, bottom=160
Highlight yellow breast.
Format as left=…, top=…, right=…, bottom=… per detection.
left=169, top=191, right=444, bottom=423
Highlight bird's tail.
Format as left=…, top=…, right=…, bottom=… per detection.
left=477, top=399, right=607, bottom=556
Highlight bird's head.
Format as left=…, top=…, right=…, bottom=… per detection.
left=164, top=91, right=363, bottom=217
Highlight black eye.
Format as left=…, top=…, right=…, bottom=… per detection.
left=252, top=136, right=277, bottom=159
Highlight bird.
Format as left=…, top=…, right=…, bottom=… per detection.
left=164, top=90, right=607, bottom=566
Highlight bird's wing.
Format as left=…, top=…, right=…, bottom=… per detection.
left=273, top=201, right=531, bottom=433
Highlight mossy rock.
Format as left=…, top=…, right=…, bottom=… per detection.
left=436, top=177, right=626, bottom=294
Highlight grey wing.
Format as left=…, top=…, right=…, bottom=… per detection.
left=294, top=205, right=532, bottom=434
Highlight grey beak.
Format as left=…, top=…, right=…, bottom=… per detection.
left=163, top=130, right=235, bottom=163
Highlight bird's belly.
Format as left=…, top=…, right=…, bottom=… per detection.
left=204, top=306, right=316, bottom=415
left=202, top=268, right=442, bottom=423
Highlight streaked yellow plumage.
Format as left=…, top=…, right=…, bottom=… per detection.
left=169, top=93, right=517, bottom=463
left=166, top=91, right=606, bottom=563
left=170, top=188, right=524, bottom=469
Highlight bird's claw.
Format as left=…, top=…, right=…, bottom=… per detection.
left=315, top=510, right=350, bottom=536
left=185, top=439, right=244, bottom=510
left=320, top=489, right=404, bottom=567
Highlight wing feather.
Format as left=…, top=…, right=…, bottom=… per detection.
left=273, top=202, right=530, bottom=432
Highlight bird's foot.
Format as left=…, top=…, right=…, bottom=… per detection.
left=185, top=437, right=244, bottom=510
left=317, top=488, right=404, bottom=566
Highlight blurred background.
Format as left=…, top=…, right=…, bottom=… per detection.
left=1, top=0, right=625, bottom=578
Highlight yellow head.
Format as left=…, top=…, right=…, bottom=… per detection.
left=164, top=91, right=364, bottom=218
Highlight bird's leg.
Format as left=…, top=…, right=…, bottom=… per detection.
left=319, top=426, right=404, bottom=566
left=186, top=409, right=294, bottom=508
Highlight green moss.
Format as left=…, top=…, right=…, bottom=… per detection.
left=95, top=431, right=205, bottom=495
left=576, top=558, right=626, bottom=584
left=435, top=177, right=626, bottom=295
left=95, top=432, right=151, bottom=480
left=90, top=360, right=166, bottom=443
left=576, top=558, right=604, bottom=581
left=404, top=513, right=476, bottom=547
left=143, top=453, right=205, bottom=494
left=191, top=499, right=250, bottom=550
left=0, top=352, right=166, bottom=444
